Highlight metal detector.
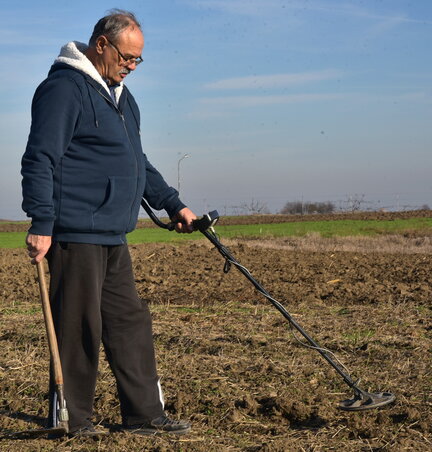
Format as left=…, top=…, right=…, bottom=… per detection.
left=141, top=199, right=396, bottom=411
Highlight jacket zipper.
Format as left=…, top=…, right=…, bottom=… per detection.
left=119, top=109, right=140, bottom=231
left=92, top=85, right=141, bottom=236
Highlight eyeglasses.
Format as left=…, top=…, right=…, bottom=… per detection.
left=107, top=39, right=143, bottom=66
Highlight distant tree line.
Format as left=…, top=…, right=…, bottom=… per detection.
left=280, top=198, right=431, bottom=215
left=280, top=201, right=335, bottom=215
left=226, top=195, right=430, bottom=216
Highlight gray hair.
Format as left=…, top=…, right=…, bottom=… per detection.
left=89, top=9, right=141, bottom=46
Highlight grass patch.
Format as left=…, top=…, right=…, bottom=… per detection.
left=0, top=217, right=430, bottom=248
left=343, top=328, right=376, bottom=346
left=0, top=228, right=201, bottom=248
left=175, top=307, right=203, bottom=313
left=2, top=305, right=42, bottom=316
left=0, top=232, right=28, bottom=248
left=0, top=301, right=41, bottom=316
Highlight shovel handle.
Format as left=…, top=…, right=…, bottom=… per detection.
left=36, top=261, right=64, bottom=386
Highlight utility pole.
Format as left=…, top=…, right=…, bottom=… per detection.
left=177, top=153, right=190, bottom=193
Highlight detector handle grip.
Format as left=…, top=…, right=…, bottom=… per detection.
left=141, top=199, right=175, bottom=230
left=141, top=199, right=219, bottom=232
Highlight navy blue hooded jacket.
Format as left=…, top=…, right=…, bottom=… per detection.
left=22, top=42, right=185, bottom=245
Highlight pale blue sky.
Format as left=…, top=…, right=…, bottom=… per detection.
left=1, top=0, right=431, bottom=219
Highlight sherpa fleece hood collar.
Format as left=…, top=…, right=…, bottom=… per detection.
left=51, top=41, right=124, bottom=102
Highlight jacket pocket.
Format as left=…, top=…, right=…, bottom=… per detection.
left=92, top=176, right=136, bottom=233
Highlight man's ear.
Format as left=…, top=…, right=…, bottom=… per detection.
left=95, top=35, right=108, bottom=55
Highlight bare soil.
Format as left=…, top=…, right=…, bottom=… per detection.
left=0, top=226, right=431, bottom=450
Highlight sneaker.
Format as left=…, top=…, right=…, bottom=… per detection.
left=68, top=425, right=109, bottom=438
left=124, top=415, right=191, bottom=436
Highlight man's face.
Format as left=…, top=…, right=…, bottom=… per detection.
left=98, top=26, right=144, bottom=85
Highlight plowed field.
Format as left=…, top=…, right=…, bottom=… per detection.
left=0, top=215, right=431, bottom=451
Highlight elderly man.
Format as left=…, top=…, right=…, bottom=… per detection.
left=21, top=10, right=194, bottom=437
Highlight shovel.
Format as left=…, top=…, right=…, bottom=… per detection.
left=4, top=261, right=69, bottom=439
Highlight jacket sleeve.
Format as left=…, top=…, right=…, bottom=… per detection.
left=21, top=76, right=81, bottom=235
left=143, top=156, right=186, bottom=218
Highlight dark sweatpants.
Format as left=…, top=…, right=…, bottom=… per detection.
left=46, top=242, right=164, bottom=431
